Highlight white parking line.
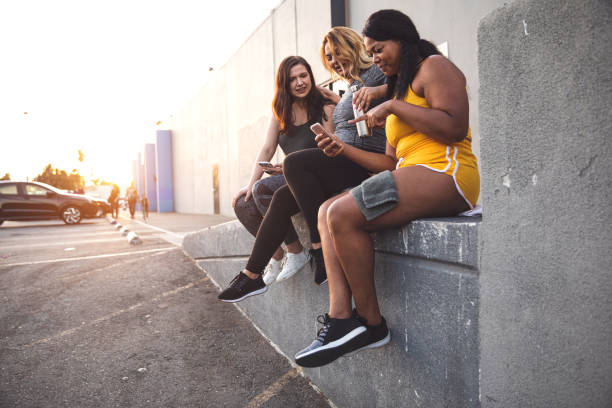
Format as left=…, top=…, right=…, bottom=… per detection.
left=0, top=230, right=123, bottom=242
left=118, top=215, right=183, bottom=238
left=0, top=247, right=176, bottom=268
left=0, top=236, right=131, bottom=250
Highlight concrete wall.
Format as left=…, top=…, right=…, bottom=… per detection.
left=167, top=0, right=329, bottom=216
left=348, top=0, right=509, bottom=166
left=478, top=0, right=612, bottom=406
left=166, top=0, right=504, bottom=216
left=183, top=216, right=482, bottom=408
left=144, top=143, right=157, bottom=211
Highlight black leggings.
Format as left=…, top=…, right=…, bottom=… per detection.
left=245, top=148, right=370, bottom=274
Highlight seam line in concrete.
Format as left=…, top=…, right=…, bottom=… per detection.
left=0, top=247, right=177, bottom=268
left=376, top=250, right=480, bottom=275
left=15, top=276, right=209, bottom=350
left=245, top=368, right=300, bottom=408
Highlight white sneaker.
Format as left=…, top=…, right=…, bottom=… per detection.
left=276, top=249, right=311, bottom=282
left=263, top=258, right=283, bottom=285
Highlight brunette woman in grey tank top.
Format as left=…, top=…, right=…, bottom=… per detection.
left=218, top=26, right=389, bottom=307
left=231, top=56, right=335, bottom=287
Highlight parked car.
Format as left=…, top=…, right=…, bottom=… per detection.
left=0, top=181, right=110, bottom=225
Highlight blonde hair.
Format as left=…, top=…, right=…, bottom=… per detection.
left=320, top=26, right=373, bottom=84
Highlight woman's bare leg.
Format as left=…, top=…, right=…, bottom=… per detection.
left=318, top=194, right=352, bottom=319
left=327, top=166, right=470, bottom=326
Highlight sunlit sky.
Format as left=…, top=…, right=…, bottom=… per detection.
left=0, top=0, right=280, bottom=189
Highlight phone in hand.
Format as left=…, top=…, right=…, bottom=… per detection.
left=257, top=161, right=273, bottom=168
left=310, top=122, right=332, bottom=138
left=310, top=122, right=342, bottom=156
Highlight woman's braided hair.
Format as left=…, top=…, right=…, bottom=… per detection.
left=363, top=9, right=440, bottom=100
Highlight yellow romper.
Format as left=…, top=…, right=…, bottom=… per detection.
left=385, top=87, right=480, bottom=208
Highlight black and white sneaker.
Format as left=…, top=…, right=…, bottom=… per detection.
left=217, top=272, right=267, bottom=303
left=295, top=313, right=369, bottom=367
left=310, top=248, right=327, bottom=285
left=347, top=313, right=391, bottom=355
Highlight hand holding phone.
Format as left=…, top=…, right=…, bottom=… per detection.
left=257, top=161, right=273, bottom=168
left=310, top=123, right=344, bottom=157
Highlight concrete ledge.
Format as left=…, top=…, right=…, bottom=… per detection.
left=183, top=220, right=255, bottom=258
left=183, top=217, right=480, bottom=408
left=374, top=217, right=480, bottom=269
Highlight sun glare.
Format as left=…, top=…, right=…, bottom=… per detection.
left=1, top=0, right=281, bottom=190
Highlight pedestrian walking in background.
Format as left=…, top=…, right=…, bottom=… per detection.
left=126, top=182, right=138, bottom=219
left=141, top=195, right=149, bottom=221
left=108, top=184, right=120, bottom=219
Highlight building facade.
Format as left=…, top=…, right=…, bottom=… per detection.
left=164, top=0, right=508, bottom=216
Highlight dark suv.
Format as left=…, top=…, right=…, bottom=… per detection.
left=0, top=181, right=109, bottom=225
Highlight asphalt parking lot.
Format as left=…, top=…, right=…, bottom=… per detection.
left=0, top=213, right=331, bottom=408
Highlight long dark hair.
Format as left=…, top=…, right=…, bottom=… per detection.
left=363, top=9, right=440, bottom=100
left=273, top=56, right=329, bottom=134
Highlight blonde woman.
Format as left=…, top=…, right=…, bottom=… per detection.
left=218, top=27, right=387, bottom=301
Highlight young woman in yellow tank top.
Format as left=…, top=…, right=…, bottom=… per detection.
left=295, top=9, right=480, bottom=368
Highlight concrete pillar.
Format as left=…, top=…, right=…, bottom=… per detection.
left=155, top=130, right=173, bottom=212
left=478, top=0, right=612, bottom=407
left=136, top=152, right=145, bottom=200
left=131, top=159, right=139, bottom=191
left=144, top=143, right=158, bottom=212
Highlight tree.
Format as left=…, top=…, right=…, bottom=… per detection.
left=0, top=173, right=9, bottom=181
left=33, top=164, right=83, bottom=191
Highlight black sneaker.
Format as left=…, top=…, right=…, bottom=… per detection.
left=218, top=272, right=267, bottom=303
left=309, top=248, right=327, bottom=285
left=347, top=313, right=391, bottom=355
left=295, top=313, right=369, bottom=367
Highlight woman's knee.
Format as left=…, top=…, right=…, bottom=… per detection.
left=268, top=184, right=295, bottom=212
left=318, top=198, right=334, bottom=230
left=283, top=148, right=320, bottom=178
left=234, top=195, right=258, bottom=219
left=327, top=196, right=363, bottom=234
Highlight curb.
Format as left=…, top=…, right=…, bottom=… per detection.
left=107, top=217, right=142, bottom=245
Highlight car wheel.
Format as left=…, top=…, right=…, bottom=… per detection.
left=62, top=206, right=82, bottom=224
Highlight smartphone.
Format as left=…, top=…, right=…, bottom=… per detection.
left=257, top=161, right=273, bottom=168
left=310, top=122, right=341, bottom=155
left=309, top=122, right=331, bottom=138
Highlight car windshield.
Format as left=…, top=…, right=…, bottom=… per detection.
left=32, top=182, right=65, bottom=194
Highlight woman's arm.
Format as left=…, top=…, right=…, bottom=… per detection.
left=322, top=103, right=336, bottom=133
left=340, top=142, right=396, bottom=173
left=232, top=116, right=280, bottom=206
left=356, top=56, right=469, bottom=145
left=315, top=133, right=396, bottom=173
left=318, top=86, right=341, bottom=104
left=352, top=84, right=388, bottom=112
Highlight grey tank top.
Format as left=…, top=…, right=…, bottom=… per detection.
left=332, top=65, right=387, bottom=153
left=277, top=114, right=321, bottom=155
